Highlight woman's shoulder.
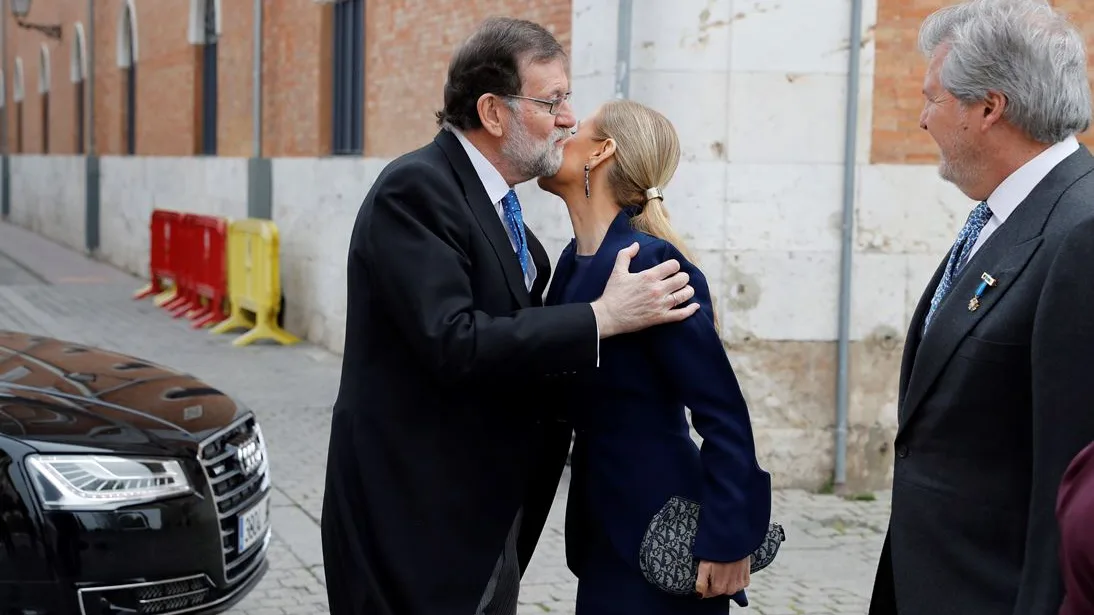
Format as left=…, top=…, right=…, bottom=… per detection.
left=629, top=233, right=707, bottom=279
left=628, top=232, right=673, bottom=263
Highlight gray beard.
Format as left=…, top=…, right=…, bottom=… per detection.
left=503, top=117, right=564, bottom=180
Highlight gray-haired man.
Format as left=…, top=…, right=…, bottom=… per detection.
left=870, top=1, right=1094, bottom=614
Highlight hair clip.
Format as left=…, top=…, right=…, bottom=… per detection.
left=644, top=187, right=663, bottom=202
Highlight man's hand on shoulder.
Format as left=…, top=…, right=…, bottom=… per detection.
left=590, top=242, right=699, bottom=338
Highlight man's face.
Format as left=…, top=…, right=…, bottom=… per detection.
left=920, top=46, right=985, bottom=191
left=501, top=58, right=577, bottom=181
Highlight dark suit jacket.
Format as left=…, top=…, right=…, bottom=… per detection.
left=1057, top=440, right=1094, bottom=615
left=870, top=146, right=1094, bottom=615
left=320, top=129, right=597, bottom=615
left=547, top=211, right=772, bottom=607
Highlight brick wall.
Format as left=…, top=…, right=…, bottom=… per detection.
left=3, top=0, right=85, bottom=155
left=260, top=0, right=331, bottom=158
left=872, top=0, right=1094, bottom=164
left=129, top=1, right=196, bottom=156
left=364, top=0, right=572, bottom=157
left=4, top=0, right=570, bottom=159
left=86, top=0, right=199, bottom=157
left=207, top=0, right=333, bottom=158
left=214, top=0, right=255, bottom=158
left=5, top=0, right=332, bottom=158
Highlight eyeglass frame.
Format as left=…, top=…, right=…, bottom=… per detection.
left=504, top=92, right=572, bottom=116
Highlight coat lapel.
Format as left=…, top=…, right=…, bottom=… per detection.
left=527, top=229, right=551, bottom=306
left=898, top=146, right=1094, bottom=434
left=545, top=240, right=575, bottom=307
left=547, top=210, right=637, bottom=307
left=898, top=255, right=946, bottom=419
left=434, top=130, right=531, bottom=308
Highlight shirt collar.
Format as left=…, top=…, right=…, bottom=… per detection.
left=985, top=135, right=1079, bottom=222
left=448, top=126, right=512, bottom=205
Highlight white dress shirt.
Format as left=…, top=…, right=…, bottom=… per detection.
left=451, top=128, right=537, bottom=291
left=968, top=135, right=1080, bottom=260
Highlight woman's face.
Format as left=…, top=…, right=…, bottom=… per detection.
left=537, top=105, right=603, bottom=197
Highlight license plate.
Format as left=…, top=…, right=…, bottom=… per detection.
left=237, top=494, right=270, bottom=554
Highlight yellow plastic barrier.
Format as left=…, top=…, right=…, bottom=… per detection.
left=210, top=218, right=300, bottom=347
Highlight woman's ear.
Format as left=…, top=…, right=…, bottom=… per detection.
left=477, top=94, right=506, bottom=138
left=588, top=138, right=617, bottom=172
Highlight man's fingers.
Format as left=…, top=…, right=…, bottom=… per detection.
left=614, top=242, right=640, bottom=271
left=662, top=302, right=701, bottom=323
left=656, top=271, right=690, bottom=297
left=644, top=257, right=682, bottom=281
left=667, top=283, right=695, bottom=305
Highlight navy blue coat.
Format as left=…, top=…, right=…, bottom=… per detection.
left=546, top=210, right=772, bottom=608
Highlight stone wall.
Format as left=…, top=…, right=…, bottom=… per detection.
left=7, top=156, right=86, bottom=252
left=97, top=156, right=247, bottom=277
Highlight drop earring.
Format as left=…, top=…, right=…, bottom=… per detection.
left=584, top=164, right=591, bottom=199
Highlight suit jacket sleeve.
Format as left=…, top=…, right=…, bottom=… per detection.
left=640, top=242, right=772, bottom=564
left=1015, top=214, right=1094, bottom=614
left=359, top=161, right=598, bottom=386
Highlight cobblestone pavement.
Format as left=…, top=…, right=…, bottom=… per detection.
left=0, top=222, right=892, bottom=615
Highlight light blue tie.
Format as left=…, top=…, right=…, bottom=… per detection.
left=923, top=200, right=993, bottom=332
left=501, top=189, right=530, bottom=278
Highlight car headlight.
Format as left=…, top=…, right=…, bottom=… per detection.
left=25, top=455, right=193, bottom=511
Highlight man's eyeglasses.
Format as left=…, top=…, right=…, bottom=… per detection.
left=505, top=92, right=572, bottom=116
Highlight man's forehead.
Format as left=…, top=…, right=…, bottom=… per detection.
left=520, top=58, right=570, bottom=95
left=922, top=51, right=945, bottom=93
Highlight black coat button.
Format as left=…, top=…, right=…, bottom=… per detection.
left=897, top=445, right=909, bottom=458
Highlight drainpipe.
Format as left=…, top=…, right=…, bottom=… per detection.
left=246, top=0, right=271, bottom=219
left=251, top=0, right=261, bottom=159
left=86, top=0, right=94, bottom=156
left=85, top=0, right=99, bottom=252
left=614, top=0, right=632, bottom=99
left=834, top=0, right=865, bottom=491
left=1, top=0, right=9, bottom=219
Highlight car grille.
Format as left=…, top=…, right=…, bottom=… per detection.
left=198, top=414, right=270, bottom=585
left=135, top=576, right=212, bottom=614
left=78, top=574, right=214, bottom=615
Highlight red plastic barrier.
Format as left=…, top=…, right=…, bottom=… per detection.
left=161, top=213, right=229, bottom=329
left=188, top=214, right=230, bottom=329
left=133, top=209, right=182, bottom=300
left=161, top=215, right=197, bottom=316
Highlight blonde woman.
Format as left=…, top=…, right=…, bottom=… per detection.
left=538, top=99, right=773, bottom=614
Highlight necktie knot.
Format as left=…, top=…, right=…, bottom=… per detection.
left=964, top=200, right=992, bottom=238
left=502, top=190, right=522, bottom=215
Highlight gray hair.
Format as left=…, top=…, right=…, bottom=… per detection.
left=918, top=0, right=1091, bottom=143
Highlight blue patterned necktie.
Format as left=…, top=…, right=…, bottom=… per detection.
left=501, top=189, right=530, bottom=278
left=923, top=200, right=993, bottom=332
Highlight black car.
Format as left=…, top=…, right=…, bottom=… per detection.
left=0, top=330, right=271, bottom=615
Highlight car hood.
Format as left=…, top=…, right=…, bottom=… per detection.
left=0, top=330, right=248, bottom=456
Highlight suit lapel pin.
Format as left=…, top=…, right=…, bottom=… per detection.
left=968, top=272, right=997, bottom=312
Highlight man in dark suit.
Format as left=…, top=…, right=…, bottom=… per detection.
left=320, top=17, right=701, bottom=615
left=869, top=1, right=1094, bottom=614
